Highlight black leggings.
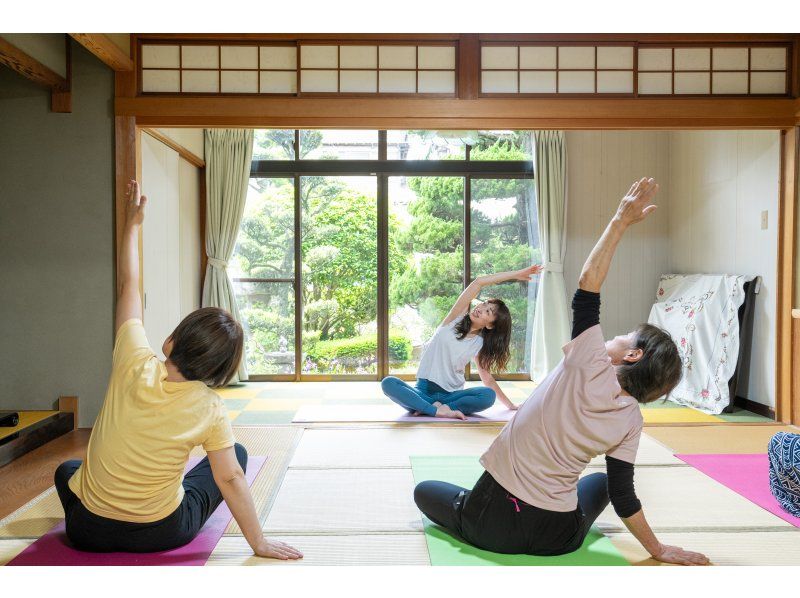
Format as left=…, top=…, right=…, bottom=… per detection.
left=54, top=443, right=248, bottom=553
left=414, top=470, right=610, bottom=556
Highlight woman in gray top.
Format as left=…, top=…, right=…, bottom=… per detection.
left=381, top=264, right=542, bottom=419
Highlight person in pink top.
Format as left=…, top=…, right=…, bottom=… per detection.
left=414, top=178, right=710, bottom=565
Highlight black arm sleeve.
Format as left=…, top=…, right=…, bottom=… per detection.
left=605, top=455, right=642, bottom=518
left=571, top=289, right=601, bottom=340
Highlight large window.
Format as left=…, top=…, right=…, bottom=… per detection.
left=233, top=130, right=537, bottom=380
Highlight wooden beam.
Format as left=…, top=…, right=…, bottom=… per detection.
left=777, top=127, right=798, bottom=423
left=141, top=128, right=205, bottom=167
left=458, top=34, right=479, bottom=100
left=70, top=33, right=133, bottom=71
left=117, top=96, right=800, bottom=130
left=0, top=36, right=71, bottom=112
left=57, top=395, right=78, bottom=430
left=0, top=36, right=65, bottom=88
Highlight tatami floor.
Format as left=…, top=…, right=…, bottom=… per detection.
left=0, top=382, right=795, bottom=566
left=217, top=381, right=774, bottom=425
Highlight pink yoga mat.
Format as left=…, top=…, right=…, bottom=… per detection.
left=293, top=403, right=516, bottom=424
left=8, top=455, right=266, bottom=566
left=677, top=453, right=800, bottom=528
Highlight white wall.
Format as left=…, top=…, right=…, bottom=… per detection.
left=156, top=128, right=205, bottom=160
left=564, top=131, right=672, bottom=337
left=667, top=130, right=780, bottom=408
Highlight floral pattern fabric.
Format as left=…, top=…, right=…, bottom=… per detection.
left=647, top=274, right=747, bottom=414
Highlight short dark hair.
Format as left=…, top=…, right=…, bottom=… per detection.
left=616, top=323, right=682, bottom=404
left=167, top=307, right=243, bottom=388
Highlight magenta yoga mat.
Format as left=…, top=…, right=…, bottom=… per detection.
left=8, top=456, right=266, bottom=566
left=292, top=403, right=515, bottom=424
left=676, top=453, right=800, bottom=528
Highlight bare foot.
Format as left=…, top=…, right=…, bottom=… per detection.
left=435, top=404, right=467, bottom=420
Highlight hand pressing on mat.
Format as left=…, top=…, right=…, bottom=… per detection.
left=652, top=543, right=710, bottom=566
left=254, top=537, right=304, bottom=560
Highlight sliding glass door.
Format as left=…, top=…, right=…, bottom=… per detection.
left=233, top=129, right=536, bottom=380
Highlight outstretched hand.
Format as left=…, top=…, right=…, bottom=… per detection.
left=615, top=177, right=659, bottom=227
left=513, top=264, right=544, bottom=282
left=125, top=180, right=148, bottom=227
left=653, top=544, right=710, bottom=566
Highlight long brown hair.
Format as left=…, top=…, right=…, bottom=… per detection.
left=454, top=298, right=512, bottom=372
left=168, top=307, right=244, bottom=388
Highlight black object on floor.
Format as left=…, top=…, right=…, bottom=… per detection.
left=0, top=411, right=20, bottom=427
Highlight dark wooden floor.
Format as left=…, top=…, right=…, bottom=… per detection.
left=0, top=429, right=91, bottom=519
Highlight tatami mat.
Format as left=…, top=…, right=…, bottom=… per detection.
left=0, top=539, right=34, bottom=565
left=607, top=529, right=800, bottom=566
left=264, top=468, right=422, bottom=534
left=290, top=427, right=501, bottom=468
left=223, top=427, right=303, bottom=536
left=207, top=534, right=430, bottom=566
left=0, top=487, right=62, bottom=539
left=645, top=425, right=799, bottom=455
left=591, top=466, right=793, bottom=532
left=289, top=428, right=681, bottom=468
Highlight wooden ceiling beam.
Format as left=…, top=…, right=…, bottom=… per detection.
left=116, top=96, right=800, bottom=129
left=0, top=36, right=71, bottom=113
left=69, top=34, right=133, bottom=71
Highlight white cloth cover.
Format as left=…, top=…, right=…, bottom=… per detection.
left=647, top=274, right=747, bottom=414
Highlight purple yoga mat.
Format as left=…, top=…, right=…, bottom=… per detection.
left=293, top=403, right=516, bottom=424
left=8, top=455, right=266, bottom=566
left=677, top=453, right=800, bottom=528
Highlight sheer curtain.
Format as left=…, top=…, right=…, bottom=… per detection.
left=530, top=131, right=570, bottom=382
left=201, top=129, right=254, bottom=382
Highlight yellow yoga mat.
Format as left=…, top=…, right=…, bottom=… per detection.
left=641, top=408, right=723, bottom=424
left=645, top=425, right=799, bottom=454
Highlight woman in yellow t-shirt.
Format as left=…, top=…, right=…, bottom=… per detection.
left=53, top=181, right=302, bottom=560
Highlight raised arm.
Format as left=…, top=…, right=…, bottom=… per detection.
left=115, top=180, right=147, bottom=334
left=578, top=177, right=659, bottom=293
left=441, top=264, right=544, bottom=327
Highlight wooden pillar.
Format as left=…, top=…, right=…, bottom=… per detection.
left=777, top=127, right=798, bottom=423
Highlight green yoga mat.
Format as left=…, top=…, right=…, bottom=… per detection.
left=410, top=456, right=629, bottom=566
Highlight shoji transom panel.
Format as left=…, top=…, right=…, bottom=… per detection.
left=140, top=41, right=457, bottom=96
left=480, top=43, right=790, bottom=96
left=138, top=38, right=792, bottom=98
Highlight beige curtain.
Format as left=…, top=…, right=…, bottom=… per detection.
left=530, top=131, right=570, bottom=381
left=202, top=129, right=254, bottom=382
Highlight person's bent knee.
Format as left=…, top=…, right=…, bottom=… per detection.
left=475, top=387, right=496, bottom=410
left=413, top=481, right=437, bottom=511
left=233, top=443, right=248, bottom=472
left=381, top=376, right=401, bottom=394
